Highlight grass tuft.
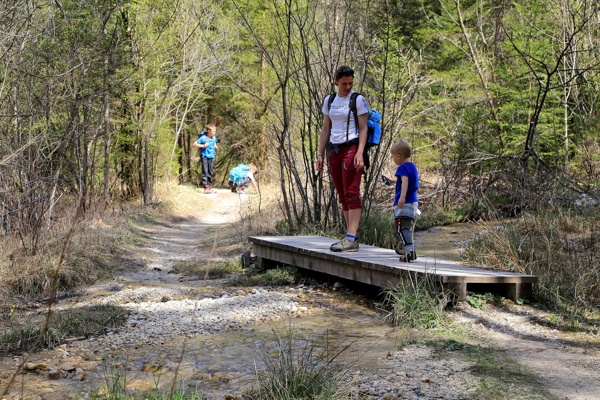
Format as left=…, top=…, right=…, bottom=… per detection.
left=243, top=323, right=352, bottom=400
left=173, top=259, right=242, bottom=280
left=231, top=266, right=298, bottom=287
left=380, top=274, right=450, bottom=329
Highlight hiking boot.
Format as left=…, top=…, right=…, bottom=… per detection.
left=330, top=238, right=359, bottom=252
left=231, top=186, right=237, bottom=193
left=399, top=251, right=417, bottom=263
left=395, top=242, right=406, bottom=256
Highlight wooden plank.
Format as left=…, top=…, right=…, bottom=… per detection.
left=250, top=235, right=538, bottom=301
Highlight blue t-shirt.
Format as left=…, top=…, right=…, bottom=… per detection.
left=394, top=162, right=419, bottom=205
left=198, top=135, right=218, bottom=159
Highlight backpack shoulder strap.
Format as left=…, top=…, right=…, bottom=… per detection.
left=350, top=92, right=360, bottom=134
left=327, top=93, right=336, bottom=111
left=349, top=92, right=359, bottom=113
left=326, top=93, right=336, bottom=136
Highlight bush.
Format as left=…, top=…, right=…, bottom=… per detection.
left=462, top=212, right=600, bottom=313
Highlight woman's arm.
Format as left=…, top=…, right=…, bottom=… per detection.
left=316, top=116, right=331, bottom=172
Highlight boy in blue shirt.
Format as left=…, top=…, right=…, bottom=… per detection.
left=193, top=124, right=218, bottom=194
left=388, top=139, right=419, bottom=262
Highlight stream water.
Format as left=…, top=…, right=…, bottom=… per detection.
left=413, top=223, right=481, bottom=262
left=141, top=302, right=398, bottom=398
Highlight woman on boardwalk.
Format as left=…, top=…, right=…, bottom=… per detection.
left=316, top=65, right=368, bottom=252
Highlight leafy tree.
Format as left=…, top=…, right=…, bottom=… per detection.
left=226, top=0, right=419, bottom=236
left=0, top=0, right=131, bottom=247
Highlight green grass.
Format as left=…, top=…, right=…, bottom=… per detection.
left=460, top=345, right=555, bottom=399
left=173, top=259, right=242, bottom=280
left=358, top=208, right=397, bottom=249
left=87, top=354, right=206, bottom=399
left=0, top=325, right=63, bottom=355
left=380, top=274, right=450, bottom=329
left=0, top=304, right=128, bottom=354
left=465, top=293, right=504, bottom=310
left=230, top=266, right=298, bottom=287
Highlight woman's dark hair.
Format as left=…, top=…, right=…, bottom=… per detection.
left=334, top=65, right=354, bottom=80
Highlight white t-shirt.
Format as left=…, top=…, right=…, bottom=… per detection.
left=322, top=91, right=368, bottom=145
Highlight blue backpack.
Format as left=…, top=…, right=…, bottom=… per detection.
left=327, top=92, right=382, bottom=148
left=229, top=164, right=251, bottom=184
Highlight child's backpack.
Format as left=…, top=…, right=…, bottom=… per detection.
left=327, top=92, right=382, bottom=148
left=229, top=164, right=251, bottom=184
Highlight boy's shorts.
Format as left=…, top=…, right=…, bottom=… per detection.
left=394, top=202, right=419, bottom=219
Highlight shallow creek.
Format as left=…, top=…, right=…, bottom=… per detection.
left=0, top=223, right=480, bottom=399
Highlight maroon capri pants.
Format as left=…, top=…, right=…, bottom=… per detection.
left=328, top=144, right=363, bottom=211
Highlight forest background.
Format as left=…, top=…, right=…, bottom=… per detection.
left=0, top=0, right=599, bottom=315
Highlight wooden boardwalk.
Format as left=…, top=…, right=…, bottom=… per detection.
left=249, top=235, right=537, bottom=301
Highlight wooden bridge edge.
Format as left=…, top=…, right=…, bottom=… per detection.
left=250, top=237, right=535, bottom=303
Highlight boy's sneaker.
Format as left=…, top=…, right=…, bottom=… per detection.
left=330, top=238, right=359, bottom=252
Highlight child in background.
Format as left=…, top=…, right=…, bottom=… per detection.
left=228, top=163, right=259, bottom=194
left=193, top=124, right=218, bottom=194
left=387, top=139, right=419, bottom=262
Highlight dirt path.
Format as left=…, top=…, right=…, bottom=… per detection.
left=453, top=303, right=600, bottom=399
left=125, top=187, right=243, bottom=282
left=1, top=187, right=599, bottom=399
